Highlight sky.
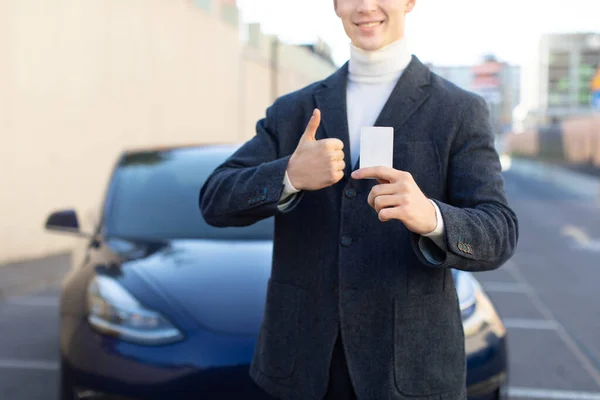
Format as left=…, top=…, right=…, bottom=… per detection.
left=236, top=0, right=600, bottom=67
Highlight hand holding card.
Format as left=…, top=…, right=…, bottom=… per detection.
left=352, top=128, right=437, bottom=233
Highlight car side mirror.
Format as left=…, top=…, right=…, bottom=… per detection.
left=45, top=209, right=92, bottom=238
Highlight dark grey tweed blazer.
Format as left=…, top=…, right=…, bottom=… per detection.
left=199, top=55, right=519, bottom=400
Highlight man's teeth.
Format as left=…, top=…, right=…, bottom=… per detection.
left=359, top=22, right=381, bottom=28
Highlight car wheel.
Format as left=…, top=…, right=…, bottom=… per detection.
left=59, top=360, right=78, bottom=400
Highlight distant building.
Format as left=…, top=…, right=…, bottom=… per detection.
left=298, top=40, right=337, bottom=68
left=516, top=32, right=600, bottom=130
left=429, top=64, right=474, bottom=91
left=430, top=55, right=521, bottom=134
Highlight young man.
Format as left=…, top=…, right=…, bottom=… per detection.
left=199, top=0, right=519, bottom=399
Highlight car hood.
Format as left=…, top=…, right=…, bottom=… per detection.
left=104, top=238, right=470, bottom=336
left=109, top=237, right=273, bottom=336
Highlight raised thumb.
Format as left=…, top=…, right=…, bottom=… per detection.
left=301, top=109, right=321, bottom=142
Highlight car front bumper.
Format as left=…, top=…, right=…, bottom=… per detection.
left=465, top=288, right=509, bottom=400
left=61, top=317, right=271, bottom=400
left=62, top=288, right=508, bottom=400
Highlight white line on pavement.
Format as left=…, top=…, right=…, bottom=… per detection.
left=561, top=225, right=600, bottom=253
left=505, top=261, right=600, bottom=386
left=508, top=387, right=600, bottom=400
left=481, top=282, right=531, bottom=293
left=503, top=318, right=558, bottom=330
left=0, top=359, right=59, bottom=371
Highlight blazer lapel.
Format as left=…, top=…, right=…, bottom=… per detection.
left=314, top=62, right=353, bottom=177
left=374, top=55, right=432, bottom=131
left=313, top=56, right=432, bottom=175
left=358, top=56, right=432, bottom=170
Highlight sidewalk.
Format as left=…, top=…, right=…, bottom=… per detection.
left=0, top=252, right=71, bottom=299
left=505, top=156, right=600, bottom=202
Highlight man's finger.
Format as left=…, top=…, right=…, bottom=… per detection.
left=379, top=206, right=403, bottom=222
left=322, top=138, right=344, bottom=151
left=329, top=150, right=345, bottom=162
left=332, top=170, right=345, bottom=183
left=301, top=109, right=321, bottom=142
left=373, top=194, right=403, bottom=213
left=367, top=183, right=400, bottom=207
left=352, top=166, right=398, bottom=182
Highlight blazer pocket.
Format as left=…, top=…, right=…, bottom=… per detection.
left=393, top=140, right=442, bottom=198
left=393, top=290, right=465, bottom=397
left=256, top=279, right=304, bottom=379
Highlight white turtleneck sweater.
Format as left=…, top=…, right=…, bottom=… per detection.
left=346, top=39, right=412, bottom=168
left=279, top=39, right=445, bottom=253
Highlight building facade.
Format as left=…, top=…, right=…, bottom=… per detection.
left=430, top=56, right=521, bottom=134
left=516, top=32, right=600, bottom=131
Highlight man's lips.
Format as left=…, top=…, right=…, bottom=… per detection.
left=354, top=21, right=384, bottom=28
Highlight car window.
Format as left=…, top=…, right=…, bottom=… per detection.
left=104, top=146, right=275, bottom=241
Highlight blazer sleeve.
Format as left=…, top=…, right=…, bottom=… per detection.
left=410, top=95, right=519, bottom=272
left=199, top=102, right=304, bottom=227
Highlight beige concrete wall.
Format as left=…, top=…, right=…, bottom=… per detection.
left=0, top=0, right=337, bottom=264
left=504, top=115, right=600, bottom=166
left=562, top=117, right=596, bottom=164
left=504, top=130, right=539, bottom=157
left=241, top=33, right=337, bottom=139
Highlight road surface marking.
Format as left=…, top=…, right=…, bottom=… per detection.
left=505, top=261, right=600, bottom=386
left=508, top=387, right=600, bottom=400
left=0, top=359, right=59, bottom=371
left=561, top=225, right=600, bottom=252
left=481, top=282, right=530, bottom=293
left=503, top=318, right=558, bottom=330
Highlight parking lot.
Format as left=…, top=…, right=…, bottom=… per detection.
left=2, top=163, right=600, bottom=400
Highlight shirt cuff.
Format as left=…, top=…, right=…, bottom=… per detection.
left=277, top=194, right=296, bottom=211
left=422, top=199, right=445, bottom=250
left=423, top=199, right=444, bottom=237
left=278, top=170, right=301, bottom=210
left=281, top=171, right=300, bottom=199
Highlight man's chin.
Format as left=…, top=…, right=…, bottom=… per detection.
left=353, top=38, right=386, bottom=52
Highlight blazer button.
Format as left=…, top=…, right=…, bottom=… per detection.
left=341, top=236, right=352, bottom=247
left=344, top=188, right=357, bottom=199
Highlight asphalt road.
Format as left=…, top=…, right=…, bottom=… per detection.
left=1, top=159, right=600, bottom=400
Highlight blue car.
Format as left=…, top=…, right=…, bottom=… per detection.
left=45, top=144, right=508, bottom=400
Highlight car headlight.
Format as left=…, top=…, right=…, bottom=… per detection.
left=86, top=275, right=184, bottom=345
left=455, top=271, right=505, bottom=338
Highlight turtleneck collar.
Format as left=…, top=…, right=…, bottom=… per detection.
left=348, top=38, right=412, bottom=84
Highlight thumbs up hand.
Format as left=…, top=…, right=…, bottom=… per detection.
left=286, top=109, right=346, bottom=191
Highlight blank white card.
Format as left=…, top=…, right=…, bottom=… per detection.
left=359, top=126, right=394, bottom=169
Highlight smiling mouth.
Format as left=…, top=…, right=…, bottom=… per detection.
left=355, top=21, right=383, bottom=28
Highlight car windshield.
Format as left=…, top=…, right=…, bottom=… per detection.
left=104, top=146, right=275, bottom=241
